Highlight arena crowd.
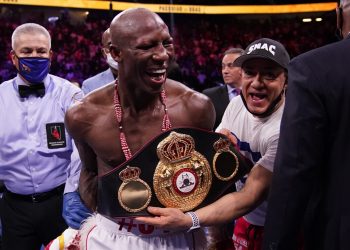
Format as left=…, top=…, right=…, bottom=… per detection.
left=0, top=9, right=336, bottom=91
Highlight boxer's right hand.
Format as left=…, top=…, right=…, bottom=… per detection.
left=62, top=191, right=91, bottom=229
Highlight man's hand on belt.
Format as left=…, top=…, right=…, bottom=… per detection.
left=62, top=191, right=91, bottom=229
left=135, top=206, right=193, bottom=231
left=218, top=128, right=239, bottom=147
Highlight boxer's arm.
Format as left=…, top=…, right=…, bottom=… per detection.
left=64, top=142, right=81, bottom=193
left=75, top=140, right=98, bottom=211
left=186, top=91, right=216, bottom=131
left=62, top=140, right=96, bottom=229
left=62, top=141, right=91, bottom=229
left=65, top=102, right=99, bottom=210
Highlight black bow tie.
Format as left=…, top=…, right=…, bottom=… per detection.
left=18, top=83, right=45, bottom=98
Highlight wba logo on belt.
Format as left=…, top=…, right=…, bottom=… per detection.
left=153, top=131, right=212, bottom=211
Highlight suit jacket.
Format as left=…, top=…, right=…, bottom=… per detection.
left=263, top=37, right=350, bottom=250
left=202, top=85, right=230, bottom=129
left=82, top=68, right=115, bottom=94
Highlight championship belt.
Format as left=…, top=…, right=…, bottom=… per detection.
left=97, top=127, right=253, bottom=218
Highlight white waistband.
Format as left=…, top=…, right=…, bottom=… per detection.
left=95, top=214, right=176, bottom=237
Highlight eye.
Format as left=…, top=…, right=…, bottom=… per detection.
left=243, top=69, right=255, bottom=77
left=263, top=72, right=278, bottom=81
left=163, top=38, right=174, bottom=48
left=37, top=49, right=48, bottom=55
left=137, top=44, right=154, bottom=51
left=226, top=63, right=235, bottom=69
left=20, top=48, right=32, bottom=55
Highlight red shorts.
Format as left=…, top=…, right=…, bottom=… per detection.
left=232, top=217, right=264, bottom=250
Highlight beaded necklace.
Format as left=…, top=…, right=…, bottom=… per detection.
left=114, top=80, right=172, bottom=160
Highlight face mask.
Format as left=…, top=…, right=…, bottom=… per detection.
left=106, top=53, right=119, bottom=70
left=16, top=56, right=50, bottom=84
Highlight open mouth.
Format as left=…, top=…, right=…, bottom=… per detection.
left=147, top=69, right=166, bottom=85
left=250, top=93, right=266, bottom=99
left=249, top=93, right=267, bottom=105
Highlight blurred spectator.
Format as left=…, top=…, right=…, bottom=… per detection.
left=203, top=48, right=244, bottom=129
left=81, top=28, right=118, bottom=94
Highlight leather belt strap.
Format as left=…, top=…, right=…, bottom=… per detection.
left=4, top=184, right=65, bottom=203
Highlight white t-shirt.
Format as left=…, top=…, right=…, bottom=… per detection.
left=216, top=96, right=284, bottom=226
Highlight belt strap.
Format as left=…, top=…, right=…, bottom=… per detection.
left=4, top=184, right=65, bottom=203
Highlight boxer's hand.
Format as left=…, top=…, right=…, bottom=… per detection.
left=62, top=191, right=91, bottom=229
left=135, top=206, right=192, bottom=231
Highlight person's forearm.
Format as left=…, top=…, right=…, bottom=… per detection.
left=195, top=191, right=253, bottom=227
left=195, top=167, right=271, bottom=227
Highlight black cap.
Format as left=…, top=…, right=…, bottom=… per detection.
left=234, top=38, right=290, bottom=69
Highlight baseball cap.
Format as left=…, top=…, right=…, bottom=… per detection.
left=234, top=38, right=290, bottom=69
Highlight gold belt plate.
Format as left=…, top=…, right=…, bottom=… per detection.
left=153, top=131, right=212, bottom=211
left=118, top=166, right=152, bottom=213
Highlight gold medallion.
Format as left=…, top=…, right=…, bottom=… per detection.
left=212, top=138, right=239, bottom=181
left=118, top=166, right=152, bottom=213
left=153, top=132, right=212, bottom=212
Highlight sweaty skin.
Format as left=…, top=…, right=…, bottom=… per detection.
left=65, top=8, right=215, bottom=210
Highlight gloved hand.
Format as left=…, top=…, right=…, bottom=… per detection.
left=62, top=191, right=91, bottom=229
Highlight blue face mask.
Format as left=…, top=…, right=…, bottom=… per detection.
left=16, top=56, right=50, bottom=84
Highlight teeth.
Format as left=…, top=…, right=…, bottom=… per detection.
left=151, top=75, right=164, bottom=80
left=151, top=69, right=166, bottom=74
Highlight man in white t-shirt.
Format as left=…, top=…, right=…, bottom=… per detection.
left=136, top=38, right=290, bottom=250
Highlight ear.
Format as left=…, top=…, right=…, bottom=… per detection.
left=101, top=47, right=108, bottom=60
left=10, top=50, right=16, bottom=66
left=49, top=50, right=53, bottom=60
left=110, top=45, right=122, bottom=63
left=336, top=7, right=344, bottom=36
left=283, top=73, right=288, bottom=90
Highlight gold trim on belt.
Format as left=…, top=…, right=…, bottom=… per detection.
left=118, top=166, right=152, bottom=213
left=212, top=138, right=239, bottom=181
left=153, top=132, right=212, bottom=211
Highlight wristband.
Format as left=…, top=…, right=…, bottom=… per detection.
left=186, top=211, right=201, bottom=232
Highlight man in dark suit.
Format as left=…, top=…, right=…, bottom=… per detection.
left=263, top=1, right=350, bottom=249
left=203, top=48, right=244, bottom=129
